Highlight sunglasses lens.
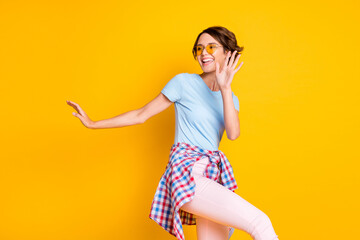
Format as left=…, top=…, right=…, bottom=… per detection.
left=196, top=46, right=203, bottom=56
left=206, top=44, right=217, bottom=54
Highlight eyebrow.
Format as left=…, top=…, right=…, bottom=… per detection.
left=196, top=42, right=219, bottom=46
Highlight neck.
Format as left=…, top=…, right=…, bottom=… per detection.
left=200, top=72, right=220, bottom=91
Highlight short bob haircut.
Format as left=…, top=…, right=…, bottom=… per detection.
left=192, top=26, right=244, bottom=61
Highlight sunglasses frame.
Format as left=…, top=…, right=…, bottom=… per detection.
left=194, top=43, right=224, bottom=57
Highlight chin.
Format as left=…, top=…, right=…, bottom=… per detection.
left=202, top=67, right=216, bottom=73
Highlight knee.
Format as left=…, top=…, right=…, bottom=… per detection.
left=247, top=211, right=275, bottom=239
left=251, top=211, right=272, bottom=228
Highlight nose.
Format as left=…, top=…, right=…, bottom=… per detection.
left=201, top=47, right=210, bottom=56
left=198, top=48, right=212, bottom=62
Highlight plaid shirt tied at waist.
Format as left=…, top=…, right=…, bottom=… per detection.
left=149, top=142, right=238, bottom=240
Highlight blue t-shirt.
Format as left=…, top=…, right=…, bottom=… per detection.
left=161, top=73, right=240, bottom=151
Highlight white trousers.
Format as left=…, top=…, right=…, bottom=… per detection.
left=180, top=157, right=279, bottom=240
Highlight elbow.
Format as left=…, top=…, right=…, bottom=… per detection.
left=137, top=118, right=146, bottom=125
left=136, top=109, right=147, bottom=125
left=228, top=132, right=240, bottom=141
left=133, top=109, right=146, bottom=125
left=137, top=114, right=146, bottom=125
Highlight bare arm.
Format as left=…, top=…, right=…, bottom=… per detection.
left=92, top=93, right=173, bottom=129
left=67, top=93, right=173, bottom=129
left=221, top=88, right=240, bottom=140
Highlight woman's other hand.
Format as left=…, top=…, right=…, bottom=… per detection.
left=66, top=100, right=95, bottom=129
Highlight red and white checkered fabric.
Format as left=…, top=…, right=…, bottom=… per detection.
left=149, top=142, right=238, bottom=240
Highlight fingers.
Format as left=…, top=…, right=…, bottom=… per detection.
left=226, top=51, right=244, bottom=74
left=234, top=61, right=244, bottom=73
left=66, top=100, right=87, bottom=117
left=229, top=50, right=237, bottom=68
left=224, top=51, right=231, bottom=69
left=231, top=52, right=241, bottom=69
left=225, top=51, right=242, bottom=70
left=66, top=100, right=77, bottom=109
left=68, top=100, right=79, bottom=110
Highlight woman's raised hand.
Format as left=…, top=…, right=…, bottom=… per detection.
left=215, top=50, right=244, bottom=91
left=66, top=100, right=95, bottom=129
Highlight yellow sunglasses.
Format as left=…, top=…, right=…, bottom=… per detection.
left=194, top=43, right=224, bottom=56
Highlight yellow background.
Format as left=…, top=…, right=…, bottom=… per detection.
left=1, top=0, right=359, bottom=239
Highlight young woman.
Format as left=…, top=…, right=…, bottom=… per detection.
left=67, top=26, right=279, bottom=240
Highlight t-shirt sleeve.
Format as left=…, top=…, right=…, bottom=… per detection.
left=161, top=74, right=183, bottom=102
left=232, top=93, right=240, bottom=111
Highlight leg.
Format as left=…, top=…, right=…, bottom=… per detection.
left=195, top=214, right=229, bottom=240
left=181, top=157, right=279, bottom=240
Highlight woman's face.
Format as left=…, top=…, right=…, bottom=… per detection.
left=196, top=33, right=228, bottom=73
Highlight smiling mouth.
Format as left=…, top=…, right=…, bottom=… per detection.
left=202, top=59, right=214, bottom=66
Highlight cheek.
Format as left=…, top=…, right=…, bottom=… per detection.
left=216, top=53, right=226, bottom=60
left=215, top=56, right=226, bottom=64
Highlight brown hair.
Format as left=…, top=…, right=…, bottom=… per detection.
left=192, top=26, right=244, bottom=61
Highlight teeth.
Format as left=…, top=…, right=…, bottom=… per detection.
left=203, top=59, right=213, bottom=63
